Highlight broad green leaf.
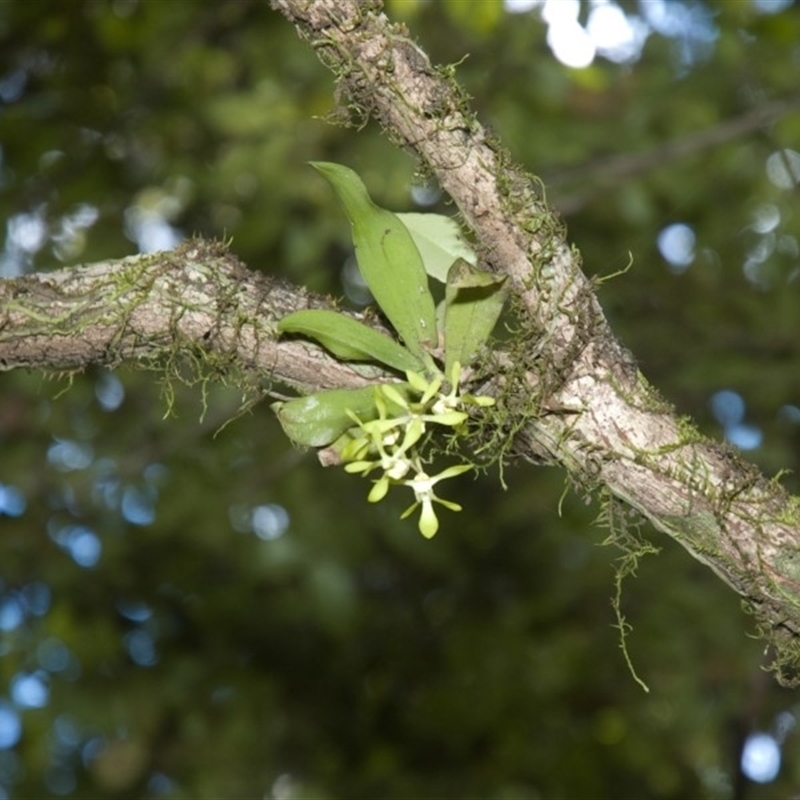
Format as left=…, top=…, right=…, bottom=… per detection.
left=443, top=259, right=507, bottom=375
left=272, top=384, right=412, bottom=447
left=397, top=212, right=477, bottom=282
left=310, top=162, right=438, bottom=358
left=277, top=310, right=423, bottom=373
left=272, top=387, right=381, bottom=447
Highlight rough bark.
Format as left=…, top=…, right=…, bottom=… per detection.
left=0, top=239, right=390, bottom=396
left=2, top=0, right=800, bottom=682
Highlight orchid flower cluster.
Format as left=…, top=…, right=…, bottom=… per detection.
left=273, top=163, right=506, bottom=538
left=341, top=363, right=494, bottom=538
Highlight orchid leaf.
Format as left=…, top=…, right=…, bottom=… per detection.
left=271, top=387, right=381, bottom=447
left=310, top=162, right=438, bottom=358
left=272, top=383, right=412, bottom=447
left=443, top=258, right=507, bottom=375
left=397, top=212, right=477, bottom=282
left=278, top=310, right=422, bottom=373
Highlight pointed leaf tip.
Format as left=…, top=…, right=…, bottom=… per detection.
left=310, top=162, right=438, bottom=359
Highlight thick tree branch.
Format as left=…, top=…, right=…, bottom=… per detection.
left=268, top=0, right=800, bottom=679
left=0, top=240, right=378, bottom=396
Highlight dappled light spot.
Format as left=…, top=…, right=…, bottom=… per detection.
left=20, top=581, right=51, bottom=617
left=725, top=423, right=763, bottom=451
left=640, top=0, right=718, bottom=70
left=741, top=731, right=780, bottom=783
left=510, top=0, right=723, bottom=71
left=778, top=405, right=800, bottom=425
left=0, top=702, right=21, bottom=750
left=504, top=0, right=538, bottom=12
left=272, top=773, right=297, bottom=800
left=750, top=203, right=781, bottom=234
left=47, top=439, right=93, bottom=472
left=0, top=596, right=23, bottom=633
left=0, top=483, right=25, bottom=517
left=775, top=709, right=796, bottom=742
left=766, top=149, right=800, bottom=190
left=91, top=460, right=121, bottom=509
left=53, top=715, right=81, bottom=749
left=52, top=203, right=99, bottom=262
left=124, top=205, right=182, bottom=254
left=147, top=772, right=176, bottom=795
left=124, top=629, right=158, bottom=667
left=81, top=736, right=105, bottom=769
left=10, top=671, right=49, bottom=709
left=754, top=0, right=794, bottom=10
left=227, top=503, right=252, bottom=533
left=543, top=1, right=595, bottom=68
left=410, top=184, right=442, bottom=207
left=94, top=372, right=125, bottom=412
left=144, top=463, right=169, bottom=486
left=121, top=485, right=156, bottom=526
left=0, top=68, right=26, bottom=103
left=586, top=1, right=648, bottom=64
left=116, top=599, right=152, bottom=623
left=710, top=390, right=744, bottom=428
left=44, top=766, right=77, bottom=796
left=48, top=524, right=102, bottom=568
left=710, top=390, right=762, bottom=450
left=341, top=254, right=373, bottom=306
left=68, top=530, right=102, bottom=568
left=37, top=638, right=74, bottom=675
left=6, top=210, right=46, bottom=255
left=742, top=249, right=773, bottom=290
left=657, top=223, right=695, bottom=273
left=252, top=503, right=290, bottom=540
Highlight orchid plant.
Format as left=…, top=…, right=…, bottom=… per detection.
left=272, top=163, right=506, bottom=537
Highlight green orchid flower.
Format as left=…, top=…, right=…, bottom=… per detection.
left=400, top=463, right=474, bottom=538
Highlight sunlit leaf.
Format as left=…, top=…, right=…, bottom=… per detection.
left=310, top=162, right=438, bottom=358
left=277, top=310, right=423, bottom=373
left=272, top=387, right=381, bottom=447
left=443, top=258, right=507, bottom=375
left=272, top=382, right=413, bottom=447
left=397, top=212, right=477, bottom=282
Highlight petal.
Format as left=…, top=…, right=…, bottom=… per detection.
left=419, top=374, right=443, bottom=406
left=418, top=500, right=440, bottom=538
left=427, top=411, right=468, bottom=427
left=400, top=501, right=419, bottom=520
left=381, top=384, right=410, bottom=410
left=434, top=497, right=463, bottom=513
left=368, top=477, right=391, bottom=503
left=400, top=417, right=426, bottom=451
left=344, top=460, right=376, bottom=474
left=405, top=370, right=431, bottom=394
left=449, top=360, right=462, bottom=387
left=361, top=418, right=404, bottom=436
left=462, top=393, right=495, bottom=407
left=431, top=463, right=473, bottom=483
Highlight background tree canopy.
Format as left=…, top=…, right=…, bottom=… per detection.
left=1, top=0, right=800, bottom=797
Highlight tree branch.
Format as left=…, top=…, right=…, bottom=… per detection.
left=268, top=0, right=800, bottom=680
left=0, top=239, right=379, bottom=396
left=547, top=94, right=800, bottom=215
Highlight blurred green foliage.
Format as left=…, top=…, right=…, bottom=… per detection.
left=1, top=1, right=799, bottom=798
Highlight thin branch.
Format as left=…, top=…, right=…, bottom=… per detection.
left=547, top=95, right=800, bottom=215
